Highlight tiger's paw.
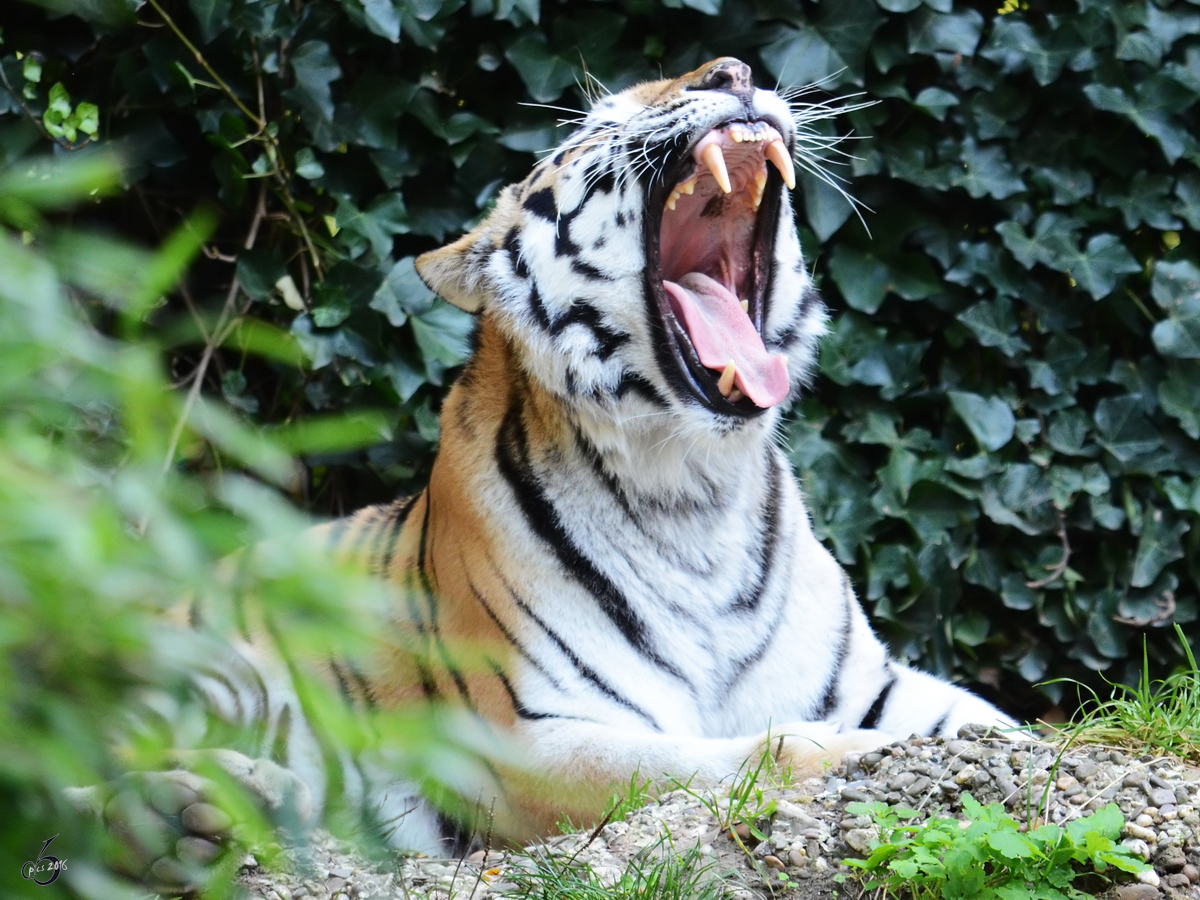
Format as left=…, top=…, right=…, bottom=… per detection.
left=764, top=723, right=894, bottom=777
left=65, top=751, right=312, bottom=893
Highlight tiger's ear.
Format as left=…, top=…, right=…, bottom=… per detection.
left=415, top=231, right=486, bottom=314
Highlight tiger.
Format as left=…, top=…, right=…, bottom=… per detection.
left=74, top=56, right=1016, bottom=884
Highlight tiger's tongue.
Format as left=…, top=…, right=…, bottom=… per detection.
left=663, top=273, right=790, bottom=408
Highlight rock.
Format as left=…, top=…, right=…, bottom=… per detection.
left=904, top=776, right=932, bottom=796
left=1125, top=823, right=1157, bottom=842
left=764, top=855, right=785, bottom=871
left=732, top=822, right=752, bottom=842
left=1073, top=761, right=1099, bottom=780
left=177, top=836, right=222, bottom=865
left=1115, top=884, right=1161, bottom=900
left=1181, top=864, right=1199, bottom=884
left=182, top=802, right=233, bottom=836
left=148, top=856, right=191, bottom=887
left=1164, top=874, right=1191, bottom=889
left=788, top=850, right=806, bottom=868
left=1156, top=845, right=1187, bottom=872
left=843, top=829, right=877, bottom=854
left=840, top=787, right=872, bottom=802
left=1136, top=869, right=1161, bottom=888
left=1151, top=788, right=1176, bottom=807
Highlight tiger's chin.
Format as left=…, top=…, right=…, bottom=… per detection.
left=648, top=120, right=794, bottom=419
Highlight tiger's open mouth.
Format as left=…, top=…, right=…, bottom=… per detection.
left=647, top=119, right=795, bottom=416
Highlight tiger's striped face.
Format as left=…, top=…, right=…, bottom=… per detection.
left=417, top=58, right=824, bottom=435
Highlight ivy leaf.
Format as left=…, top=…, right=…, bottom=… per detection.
left=1099, top=172, right=1183, bottom=231
left=1158, top=363, right=1200, bottom=438
left=505, top=36, right=577, bottom=102
left=948, top=391, right=1015, bottom=452
left=360, top=0, right=402, bottom=42
left=850, top=342, right=928, bottom=400
left=285, top=42, right=342, bottom=148
left=951, top=138, right=1024, bottom=200
left=1131, top=506, right=1188, bottom=588
left=1051, top=234, right=1141, bottom=300
left=371, top=256, right=436, bottom=326
left=188, top=0, right=232, bottom=43
left=1094, top=396, right=1163, bottom=462
left=1151, top=259, right=1200, bottom=358
left=1175, top=172, right=1200, bottom=230
left=1084, top=79, right=1191, bottom=165
left=913, top=86, right=957, bottom=120
left=908, top=7, right=984, bottom=57
left=410, top=300, right=475, bottom=378
left=800, top=169, right=853, bottom=243
left=956, top=298, right=1029, bottom=357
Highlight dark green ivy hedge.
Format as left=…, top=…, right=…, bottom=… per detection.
left=4, top=0, right=1200, bottom=720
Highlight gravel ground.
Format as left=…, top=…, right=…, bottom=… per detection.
left=236, top=726, right=1200, bottom=900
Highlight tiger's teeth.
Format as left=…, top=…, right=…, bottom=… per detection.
left=739, top=299, right=749, bottom=313
left=666, top=191, right=679, bottom=211
left=717, top=362, right=736, bottom=397
left=701, top=144, right=732, bottom=194
left=766, top=139, right=796, bottom=190
left=749, top=168, right=767, bottom=209
left=728, top=388, right=744, bottom=403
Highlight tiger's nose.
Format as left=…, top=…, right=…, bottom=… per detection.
left=694, top=58, right=754, bottom=100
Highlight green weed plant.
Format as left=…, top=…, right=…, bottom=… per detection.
left=510, top=839, right=722, bottom=900
left=839, top=794, right=1150, bottom=900
left=1048, top=624, right=1200, bottom=764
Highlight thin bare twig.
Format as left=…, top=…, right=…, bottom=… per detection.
left=1026, top=514, right=1071, bottom=589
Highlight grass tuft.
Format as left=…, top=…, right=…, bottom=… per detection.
left=1046, top=624, right=1200, bottom=764
left=509, top=839, right=723, bottom=900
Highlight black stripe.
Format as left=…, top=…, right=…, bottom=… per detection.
left=270, top=703, right=292, bottom=765
left=378, top=494, right=421, bottom=573
left=930, top=712, right=950, bottom=737
left=504, top=226, right=529, bottom=279
left=416, top=498, right=474, bottom=708
left=465, top=572, right=562, bottom=688
left=612, top=372, right=669, bottom=407
left=528, top=283, right=551, bottom=331
left=572, top=424, right=635, bottom=520
left=196, top=667, right=245, bottom=722
left=858, top=674, right=896, bottom=730
left=347, top=662, right=377, bottom=710
left=548, top=302, right=628, bottom=359
left=811, top=586, right=853, bottom=720
left=488, top=660, right=558, bottom=721
left=494, top=398, right=690, bottom=687
left=523, top=187, right=556, bottom=221
left=570, top=259, right=613, bottom=281
left=491, top=556, right=660, bottom=730
left=731, top=453, right=783, bottom=612
left=329, top=659, right=356, bottom=704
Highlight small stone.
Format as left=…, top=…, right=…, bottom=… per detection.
left=1136, top=814, right=1156, bottom=828
left=1136, top=869, right=1161, bottom=888
left=904, top=776, right=932, bottom=796
left=1176, top=787, right=1191, bottom=805
left=1150, top=788, right=1176, bottom=807
left=1115, top=883, right=1160, bottom=900
left=148, top=856, right=191, bottom=887
left=1157, top=845, right=1187, bottom=872
left=1063, top=784, right=1084, bottom=798
left=1181, top=864, right=1198, bottom=884
left=181, top=802, right=233, bottom=836
left=329, top=866, right=353, bottom=879
left=326, top=877, right=346, bottom=893
left=732, top=822, right=752, bottom=841
left=1056, top=775, right=1078, bottom=790
left=843, top=829, right=876, bottom=854
left=955, top=765, right=978, bottom=785
left=840, top=787, right=871, bottom=803
left=1068, top=795, right=1088, bottom=806
left=861, top=752, right=883, bottom=769
left=1073, top=761, right=1099, bottom=780
left=1124, top=823, right=1157, bottom=842
left=176, top=836, right=222, bottom=865
left=788, top=850, right=806, bottom=868
left=1124, top=773, right=1146, bottom=788
left=1164, top=874, right=1191, bottom=889
left=1160, top=805, right=1177, bottom=821
left=1110, top=751, right=1127, bottom=765
left=764, top=855, right=785, bottom=871
left=148, top=779, right=201, bottom=817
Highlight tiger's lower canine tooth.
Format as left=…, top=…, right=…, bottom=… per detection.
left=717, top=362, right=736, bottom=397
left=766, top=139, right=796, bottom=190
left=701, top=144, right=732, bottom=194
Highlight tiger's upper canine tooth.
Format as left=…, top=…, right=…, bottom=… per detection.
left=739, top=299, right=749, bottom=313
left=701, top=144, right=732, bottom=194
left=717, top=361, right=736, bottom=397
left=766, top=139, right=796, bottom=190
